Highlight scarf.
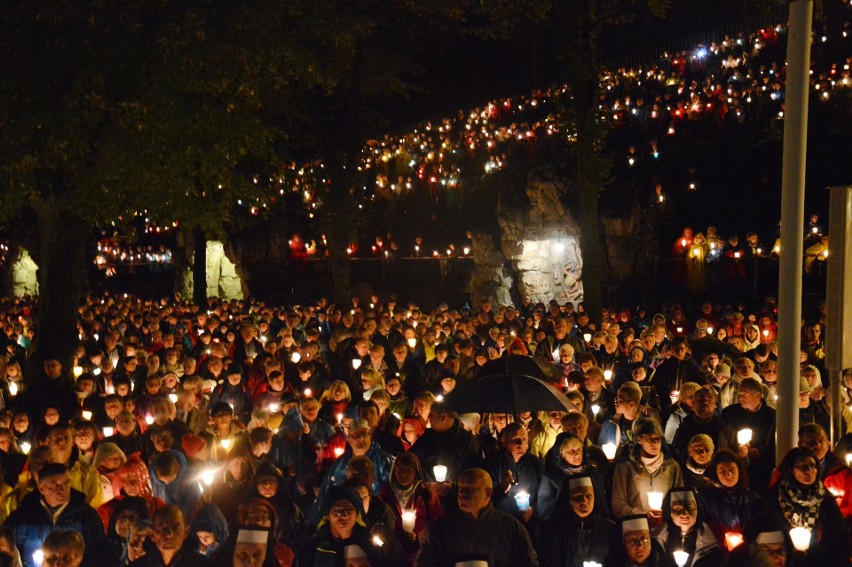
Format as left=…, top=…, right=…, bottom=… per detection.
left=686, top=460, right=706, bottom=475
left=641, top=451, right=665, bottom=474
left=778, top=477, right=824, bottom=530
left=391, top=479, right=421, bottom=510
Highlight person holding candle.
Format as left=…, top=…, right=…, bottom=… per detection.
left=611, top=418, right=683, bottom=521
left=759, top=447, right=850, bottom=566
left=652, top=488, right=722, bottom=567
left=415, top=467, right=538, bottom=567
left=97, top=453, right=165, bottom=531
left=720, top=378, right=775, bottom=493
left=409, top=404, right=481, bottom=489
left=671, top=388, right=737, bottom=465
left=378, top=452, right=443, bottom=562
left=581, top=367, right=615, bottom=426
left=208, top=363, right=254, bottom=425
left=483, top=422, right=542, bottom=529
left=682, top=434, right=715, bottom=490
left=296, top=485, right=395, bottom=567
left=649, top=337, right=704, bottom=423
left=599, top=382, right=644, bottom=453
left=699, top=449, right=760, bottom=548
left=47, top=424, right=105, bottom=509
left=91, top=442, right=126, bottom=504
left=796, top=424, right=852, bottom=523
left=539, top=473, right=616, bottom=567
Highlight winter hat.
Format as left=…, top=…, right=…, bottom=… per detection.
left=182, top=434, right=208, bottom=458
left=632, top=418, right=664, bottom=439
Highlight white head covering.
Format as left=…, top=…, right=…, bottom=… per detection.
left=755, top=531, right=785, bottom=545
left=568, top=476, right=593, bottom=490
left=622, top=516, right=650, bottom=534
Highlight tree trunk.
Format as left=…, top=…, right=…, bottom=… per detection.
left=30, top=199, right=88, bottom=376
left=192, top=225, right=208, bottom=307
left=326, top=229, right=352, bottom=307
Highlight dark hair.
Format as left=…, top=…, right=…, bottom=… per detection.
left=153, top=452, right=181, bottom=479
left=778, top=447, right=818, bottom=482
left=37, top=462, right=70, bottom=481
left=709, top=449, right=749, bottom=491
left=249, top=427, right=273, bottom=447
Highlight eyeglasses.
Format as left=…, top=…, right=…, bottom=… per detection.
left=641, top=436, right=663, bottom=444
left=691, top=447, right=711, bottom=455
left=625, top=535, right=649, bottom=547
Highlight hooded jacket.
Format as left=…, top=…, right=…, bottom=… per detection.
left=611, top=443, right=684, bottom=519
left=190, top=503, right=228, bottom=558
left=537, top=433, right=608, bottom=521
left=149, top=450, right=201, bottom=519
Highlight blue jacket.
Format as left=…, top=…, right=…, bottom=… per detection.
left=6, top=489, right=105, bottom=567
left=149, top=450, right=201, bottom=519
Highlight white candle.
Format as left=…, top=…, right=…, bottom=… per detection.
left=291, top=352, right=301, bottom=363
left=583, top=563, right=603, bottom=567
left=591, top=404, right=600, bottom=416
left=168, top=393, right=178, bottom=404
left=846, top=453, right=852, bottom=466
left=407, top=338, right=417, bottom=349
left=673, top=550, right=689, bottom=567
left=220, top=438, right=231, bottom=450
left=73, top=366, right=83, bottom=377
left=552, top=348, right=560, bottom=363
left=514, top=490, right=531, bottom=511
left=8, top=381, right=17, bottom=396
left=647, top=491, right=664, bottom=511
left=337, top=413, right=344, bottom=424
left=602, top=443, right=617, bottom=460
left=303, top=388, right=312, bottom=398
left=433, top=465, right=448, bottom=482
left=401, top=510, right=417, bottom=533
left=333, top=446, right=345, bottom=458
left=603, top=369, right=612, bottom=382
left=145, top=415, right=154, bottom=425
left=737, top=428, right=753, bottom=445
left=789, top=527, right=811, bottom=551
left=81, top=410, right=93, bottom=421
left=269, top=403, right=279, bottom=412
left=32, top=549, right=43, bottom=567
left=352, top=359, right=362, bottom=370
left=20, top=441, right=31, bottom=455
left=583, top=333, right=592, bottom=343
left=102, top=427, right=114, bottom=437
left=93, top=367, right=102, bottom=376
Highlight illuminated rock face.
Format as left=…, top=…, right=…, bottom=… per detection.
left=10, top=249, right=39, bottom=297
left=469, top=179, right=584, bottom=305
left=180, top=241, right=246, bottom=300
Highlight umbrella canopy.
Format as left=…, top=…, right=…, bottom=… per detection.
left=443, top=373, right=574, bottom=414
left=689, top=336, right=742, bottom=363
left=478, top=354, right=562, bottom=382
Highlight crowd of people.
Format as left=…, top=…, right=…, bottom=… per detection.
left=260, top=9, right=852, bottom=258
left=0, top=291, right=848, bottom=566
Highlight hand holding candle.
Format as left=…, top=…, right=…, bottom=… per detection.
left=401, top=510, right=417, bottom=533
left=433, top=465, right=448, bottom=482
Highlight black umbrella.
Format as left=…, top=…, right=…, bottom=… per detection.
left=443, top=373, right=574, bottom=414
left=478, top=354, right=562, bottom=382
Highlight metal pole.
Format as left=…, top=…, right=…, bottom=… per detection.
left=776, top=0, right=813, bottom=465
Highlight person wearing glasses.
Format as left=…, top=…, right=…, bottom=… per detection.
left=759, top=447, right=849, bottom=566
left=611, top=418, right=683, bottom=521
left=699, top=449, right=760, bottom=548
left=296, top=485, right=397, bottom=567
left=612, top=514, right=668, bottom=566
left=5, top=462, right=105, bottom=567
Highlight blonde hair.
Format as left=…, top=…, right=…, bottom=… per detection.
left=320, top=380, right=351, bottom=404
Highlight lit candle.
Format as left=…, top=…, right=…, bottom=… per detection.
left=676, top=326, right=683, bottom=334
left=81, top=410, right=92, bottom=421
left=93, top=367, right=102, bottom=376
left=102, top=427, right=114, bottom=437
left=352, top=359, right=362, bottom=370
left=681, top=238, right=687, bottom=247
left=724, top=532, right=744, bottom=551
left=583, top=563, right=603, bottom=567
left=303, top=388, right=312, bottom=398
left=706, top=326, right=713, bottom=335
left=737, top=428, right=752, bottom=445
left=32, top=549, right=43, bottom=567
left=603, top=369, right=612, bottom=382
left=435, top=394, right=444, bottom=402
left=372, top=535, right=384, bottom=547
left=552, top=348, right=560, bottom=362
left=789, top=527, right=811, bottom=551
left=168, top=393, right=178, bottom=404
left=673, top=550, right=689, bottom=567
left=514, top=490, right=531, bottom=511
left=846, top=453, right=852, bottom=466
left=20, top=441, right=31, bottom=455
left=269, top=403, right=279, bottom=412
left=8, top=381, right=17, bottom=397
left=202, top=468, right=215, bottom=486
left=145, top=415, right=154, bottom=425
left=73, top=366, right=83, bottom=378
left=337, top=413, right=344, bottom=424
left=401, top=510, right=417, bottom=533
left=220, top=438, right=231, bottom=450
left=433, top=465, right=448, bottom=482
left=602, top=443, right=617, bottom=460
left=407, top=338, right=417, bottom=349
left=291, top=352, right=301, bottom=363
left=828, top=487, right=845, bottom=499
left=762, top=329, right=769, bottom=338
left=333, top=446, right=345, bottom=458
left=647, top=491, right=664, bottom=511
left=583, top=333, right=592, bottom=343
left=591, top=404, right=600, bottom=416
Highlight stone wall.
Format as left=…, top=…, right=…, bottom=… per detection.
left=10, top=249, right=38, bottom=297
left=177, top=240, right=247, bottom=300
